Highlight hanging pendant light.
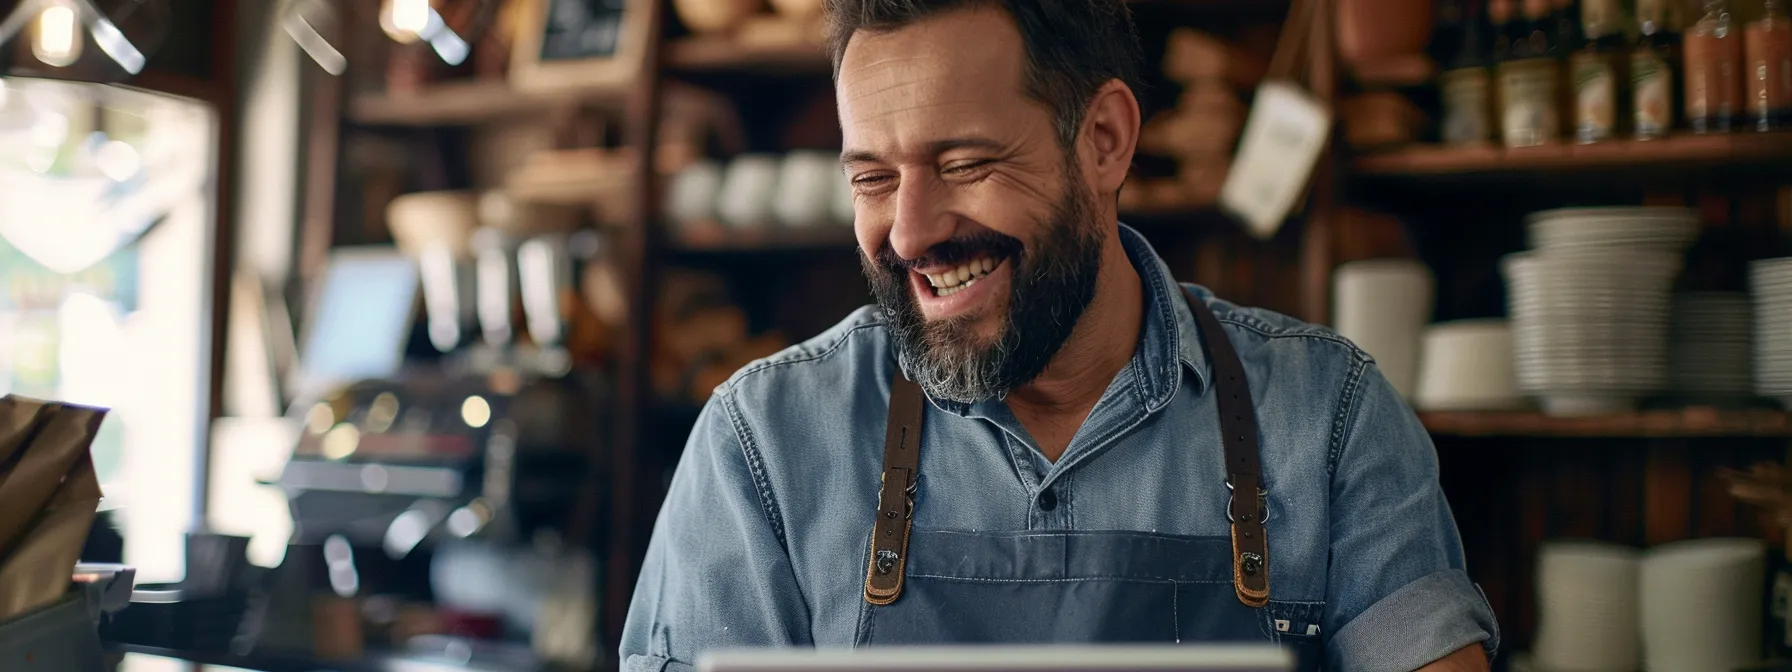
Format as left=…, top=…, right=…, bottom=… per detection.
left=0, top=0, right=166, bottom=79
left=286, top=0, right=494, bottom=75
left=282, top=0, right=345, bottom=75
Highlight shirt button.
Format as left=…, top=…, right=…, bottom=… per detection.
left=1038, top=487, right=1058, bottom=511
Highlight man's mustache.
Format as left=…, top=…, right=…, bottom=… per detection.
left=874, top=231, right=1025, bottom=272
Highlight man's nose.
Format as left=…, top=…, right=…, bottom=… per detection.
left=888, top=175, right=954, bottom=262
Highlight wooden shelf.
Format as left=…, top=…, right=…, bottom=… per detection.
left=347, top=80, right=622, bottom=126
left=669, top=222, right=858, bottom=252
left=1420, top=408, right=1792, bottom=438
left=1354, top=132, right=1792, bottom=177
left=1127, top=0, right=1292, bottom=10
left=664, top=38, right=830, bottom=75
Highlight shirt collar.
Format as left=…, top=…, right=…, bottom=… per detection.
left=908, top=223, right=1211, bottom=417
left=1117, top=223, right=1211, bottom=410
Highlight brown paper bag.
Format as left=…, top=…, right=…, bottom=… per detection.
left=0, top=400, right=105, bottom=560
left=0, top=396, right=48, bottom=469
left=0, top=397, right=108, bottom=622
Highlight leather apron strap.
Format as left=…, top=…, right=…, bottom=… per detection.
left=1182, top=287, right=1271, bottom=608
left=865, top=373, right=925, bottom=605
left=862, top=287, right=1270, bottom=609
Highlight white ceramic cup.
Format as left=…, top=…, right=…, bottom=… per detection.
left=772, top=151, right=839, bottom=228
left=1332, top=259, right=1435, bottom=399
left=665, top=159, right=725, bottom=226
left=715, top=154, right=781, bottom=229
left=1414, top=319, right=1524, bottom=411
left=1534, top=541, right=1642, bottom=672
left=1640, top=538, right=1766, bottom=672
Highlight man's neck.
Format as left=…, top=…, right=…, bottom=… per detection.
left=1005, top=226, right=1144, bottom=462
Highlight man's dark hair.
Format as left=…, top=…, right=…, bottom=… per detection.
left=824, top=0, right=1145, bottom=148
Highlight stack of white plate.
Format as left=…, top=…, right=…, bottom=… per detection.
left=1526, top=206, right=1701, bottom=251
left=1503, top=207, right=1697, bottom=416
left=1503, top=250, right=1683, bottom=416
left=1668, top=292, right=1754, bottom=402
left=1754, top=259, right=1792, bottom=409
left=1533, top=542, right=1641, bottom=672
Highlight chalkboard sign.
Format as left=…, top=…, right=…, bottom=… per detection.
left=510, top=0, right=649, bottom=93
left=539, top=0, right=627, bottom=61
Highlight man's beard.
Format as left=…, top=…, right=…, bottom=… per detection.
left=861, top=168, right=1104, bottom=404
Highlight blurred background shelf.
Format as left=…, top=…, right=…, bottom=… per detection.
left=347, top=80, right=624, bottom=127
left=664, top=38, right=830, bottom=75
left=1354, top=133, right=1792, bottom=178
left=668, top=223, right=858, bottom=252
left=1420, top=409, right=1792, bottom=438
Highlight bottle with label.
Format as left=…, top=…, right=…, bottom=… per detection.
left=1633, top=0, right=1681, bottom=138
left=1686, top=0, right=1745, bottom=132
left=1443, top=0, right=1497, bottom=143
left=1572, top=0, right=1626, bottom=141
left=1500, top=0, right=1564, bottom=146
left=1746, top=0, right=1792, bottom=130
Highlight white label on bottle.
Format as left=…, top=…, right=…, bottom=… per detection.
left=1220, top=80, right=1331, bottom=240
left=1443, top=69, right=1492, bottom=144
left=1500, top=59, right=1560, bottom=147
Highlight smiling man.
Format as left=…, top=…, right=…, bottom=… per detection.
left=620, top=1, right=1499, bottom=670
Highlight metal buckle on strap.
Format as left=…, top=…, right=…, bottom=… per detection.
left=1224, top=479, right=1269, bottom=524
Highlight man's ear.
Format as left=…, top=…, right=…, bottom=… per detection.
left=1079, top=79, right=1141, bottom=197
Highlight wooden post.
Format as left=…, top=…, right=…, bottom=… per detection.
left=1298, top=0, right=1338, bottom=326
left=603, top=0, right=668, bottom=662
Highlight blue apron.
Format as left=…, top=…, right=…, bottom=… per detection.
left=853, top=289, right=1322, bottom=670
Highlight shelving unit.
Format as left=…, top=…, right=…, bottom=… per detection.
left=347, top=79, right=626, bottom=126
left=1340, top=34, right=1792, bottom=656
left=1355, top=132, right=1792, bottom=177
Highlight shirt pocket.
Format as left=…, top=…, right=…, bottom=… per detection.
left=1264, top=600, right=1326, bottom=671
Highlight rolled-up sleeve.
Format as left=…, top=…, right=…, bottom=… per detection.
left=1323, top=360, right=1499, bottom=672
left=620, top=388, right=812, bottom=671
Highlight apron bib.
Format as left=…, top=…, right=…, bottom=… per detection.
left=854, top=289, right=1322, bottom=670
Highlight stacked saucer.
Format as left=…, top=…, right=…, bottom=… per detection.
left=1668, top=293, right=1754, bottom=403
left=1526, top=207, right=1701, bottom=251
left=1503, top=207, right=1696, bottom=416
left=1752, top=259, right=1792, bottom=409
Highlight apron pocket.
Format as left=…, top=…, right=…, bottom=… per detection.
left=1264, top=600, right=1326, bottom=671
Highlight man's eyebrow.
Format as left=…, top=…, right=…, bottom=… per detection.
left=839, top=137, right=1009, bottom=167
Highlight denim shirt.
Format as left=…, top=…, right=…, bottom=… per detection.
left=622, top=225, right=1500, bottom=672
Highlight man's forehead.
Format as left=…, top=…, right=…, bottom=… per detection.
left=835, top=7, right=1030, bottom=160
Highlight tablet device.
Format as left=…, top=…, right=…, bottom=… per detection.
left=697, top=644, right=1295, bottom=672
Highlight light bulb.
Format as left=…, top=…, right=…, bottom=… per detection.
left=379, top=0, right=433, bottom=43
left=31, top=2, right=83, bottom=68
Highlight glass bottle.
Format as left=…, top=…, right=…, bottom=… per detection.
left=1572, top=0, right=1627, bottom=141
left=1633, top=0, right=1682, bottom=138
left=1686, top=0, right=1745, bottom=132
left=1746, top=0, right=1792, bottom=129
left=1443, top=0, right=1497, bottom=143
left=1500, top=0, right=1564, bottom=146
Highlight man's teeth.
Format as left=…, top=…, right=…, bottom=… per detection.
left=925, top=257, right=999, bottom=296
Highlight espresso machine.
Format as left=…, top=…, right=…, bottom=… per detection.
left=246, top=199, right=610, bottom=665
